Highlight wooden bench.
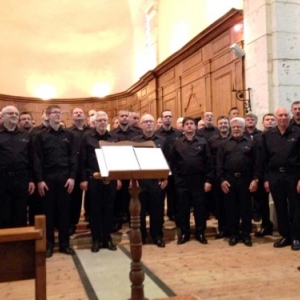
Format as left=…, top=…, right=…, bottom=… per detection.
left=0, top=215, right=46, bottom=300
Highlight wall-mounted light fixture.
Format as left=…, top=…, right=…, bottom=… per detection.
left=230, top=43, right=245, bottom=58
left=232, top=86, right=252, bottom=113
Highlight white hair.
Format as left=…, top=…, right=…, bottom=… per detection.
left=230, top=117, right=245, bottom=128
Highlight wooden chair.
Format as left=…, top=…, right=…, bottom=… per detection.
left=0, top=215, right=46, bottom=300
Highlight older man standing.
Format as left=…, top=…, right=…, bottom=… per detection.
left=132, top=113, right=168, bottom=247
left=0, top=106, right=34, bottom=228
left=262, top=107, right=300, bottom=250
left=217, top=117, right=260, bottom=247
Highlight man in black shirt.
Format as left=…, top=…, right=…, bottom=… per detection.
left=244, top=113, right=262, bottom=139
left=110, top=110, right=140, bottom=231
left=262, top=107, right=300, bottom=250
left=79, top=111, right=119, bottom=252
left=208, top=115, right=230, bottom=239
left=290, top=101, right=300, bottom=128
left=129, top=111, right=143, bottom=133
left=34, top=105, right=77, bottom=258
left=18, top=111, right=34, bottom=133
left=155, top=109, right=182, bottom=222
left=0, top=105, right=35, bottom=228
left=132, top=113, right=168, bottom=247
left=173, top=117, right=214, bottom=245
left=67, top=107, right=91, bottom=235
left=253, top=113, right=276, bottom=237
left=196, top=111, right=219, bottom=141
left=217, top=117, right=259, bottom=247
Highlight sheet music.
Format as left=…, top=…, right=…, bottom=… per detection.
left=134, top=147, right=169, bottom=171
left=101, top=146, right=140, bottom=171
left=95, top=149, right=109, bottom=177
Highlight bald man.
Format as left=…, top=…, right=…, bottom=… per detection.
left=262, top=107, right=300, bottom=250
left=0, top=106, right=34, bottom=228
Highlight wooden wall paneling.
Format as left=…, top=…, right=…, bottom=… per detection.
left=212, top=30, right=231, bottom=55
left=182, top=49, right=203, bottom=74
left=211, top=64, right=234, bottom=118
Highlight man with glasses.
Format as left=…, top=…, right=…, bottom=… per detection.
left=0, top=105, right=35, bottom=228
left=34, top=105, right=77, bottom=258
left=217, top=117, right=260, bottom=247
left=156, top=109, right=182, bottom=222
left=67, top=108, right=91, bottom=235
left=79, top=111, right=119, bottom=252
left=132, top=114, right=168, bottom=247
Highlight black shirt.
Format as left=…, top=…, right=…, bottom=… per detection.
left=208, top=134, right=230, bottom=166
left=79, top=130, right=119, bottom=181
left=110, top=126, right=140, bottom=141
left=155, top=126, right=182, bottom=164
left=34, top=126, right=77, bottom=182
left=67, top=124, right=92, bottom=154
left=217, top=135, right=260, bottom=182
left=0, top=127, right=33, bottom=178
left=196, top=126, right=219, bottom=141
left=244, top=127, right=262, bottom=140
left=172, top=134, right=214, bottom=181
left=290, top=118, right=300, bottom=128
left=132, top=133, right=168, bottom=156
left=262, top=125, right=300, bottom=180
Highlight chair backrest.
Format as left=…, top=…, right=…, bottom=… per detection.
left=0, top=215, right=46, bottom=300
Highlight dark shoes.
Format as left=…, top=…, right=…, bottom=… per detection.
left=229, top=236, right=239, bottom=246
left=254, top=226, right=273, bottom=237
left=154, top=239, right=165, bottom=248
left=195, top=234, right=208, bottom=244
left=103, top=240, right=117, bottom=251
left=242, top=236, right=252, bottom=247
left=91, top=242, right=101, bottom=253
left=46, top=247, right=54, bottom=258
left=59, top=247, right=75, bottom=255
left=177, top=234, right=190, bottom=245
left=274, top=237, right=291, bottom=248
left=291, top=239, right=300, bottom=251
left=215, top=231, right=229, bottom=239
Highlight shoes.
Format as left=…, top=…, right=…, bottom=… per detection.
left=242, top=236, right=252, bottom=247
left=229, top=236, right=239, bottom=246
left=254, top=226, right=273, bottom=237
left=177, top=234, right=190, bottom=245
left=154, top=239, right=165, bottom=248
left=46, top=247, right=53, bottom=258
left=103, top=240, right=117, bottom=251
left=273, top=237, right=291, bottom=248
left=215, top=231, right=229, bottom=239
left=91, top=242, right=101, bottom=253
left=291, top=239, right=300, bottom=251
left=59, top=247, right=75, bottom=255
left=195, top=234, right=208, bottom=244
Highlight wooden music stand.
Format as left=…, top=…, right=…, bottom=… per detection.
left=0, top=215, right=46, bottom=300
left=94, top=140, right=170, bottom=300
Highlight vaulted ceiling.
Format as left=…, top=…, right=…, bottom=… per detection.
left=0, top=0, right=146, bottom=98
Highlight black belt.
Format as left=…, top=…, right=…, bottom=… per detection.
left=227, top=172, right=251, bottom=178
left=271, top=167, right=297, bottom=173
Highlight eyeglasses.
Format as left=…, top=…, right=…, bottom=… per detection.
left=50, top=111, right=62, bottom=115
left=4, top=112, right=19, bottom=116
left=95, top=118, right=107, bottom=122
left=142, top=120, right=154, bottom=124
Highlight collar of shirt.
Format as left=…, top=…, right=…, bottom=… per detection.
left=69, top=124, right=88, bottom=131
left=141, top=133, right=159, bottom=141
left=91, top=129, right=111, bottom=138
left=228, top=135, right=249, bottom=142
left=0, top=126, right=19, bottom=134
left=44, top=125, right=65, bottom=134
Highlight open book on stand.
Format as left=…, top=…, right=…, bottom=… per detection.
left=95, top=142, right=170, bottom=180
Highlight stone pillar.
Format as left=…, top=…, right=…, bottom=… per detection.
left=244, top=0, right=300, bottom=120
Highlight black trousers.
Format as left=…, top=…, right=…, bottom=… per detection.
left=139, top=180, right=165, bottom=241
left=165, top=175, right=177, bottom=219
left=70, top=174, right=83, bottom=226
left=88, top=177, right=116, bottom=242
left=28, top=189, right=44, bottom=226
left=269, top=172, right=300, bottom=239
left=0, top=172, right=29, bottom=228
left=213, top=178, right=227, bottom=232
left=43, top=169, right=71, bottom=249
left=175, top=174, right=207, bottom=236
left=113, top=179, right=130, bottom=224
left=224, top=176, right=252, bottom=237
